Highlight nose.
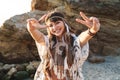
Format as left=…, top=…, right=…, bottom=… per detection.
left=52, top=25, right=57, bottom=31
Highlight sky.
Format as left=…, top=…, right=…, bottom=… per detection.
left=0, top=0, right=32, bottom=26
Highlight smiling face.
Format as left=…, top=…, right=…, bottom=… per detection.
left=46, top=20, right=65, bottom=37
left=45, top=11, right=67, bottom=38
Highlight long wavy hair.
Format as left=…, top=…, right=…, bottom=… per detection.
left=45, top=11, right=75, bottom=41
left=45, top=10, right=75, bottom=67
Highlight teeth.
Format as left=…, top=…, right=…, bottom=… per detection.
left=56, top=30, right=60, bottom=33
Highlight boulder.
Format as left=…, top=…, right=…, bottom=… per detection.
left=0, top=0, right=120, bottom=64
left=0, top=10, right=47, bottom=63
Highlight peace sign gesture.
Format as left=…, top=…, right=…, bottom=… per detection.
left=27, top=14, right=47, bottom=31
left=76, top=12, right=100, bottom=33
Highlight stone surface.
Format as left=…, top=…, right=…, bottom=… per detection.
left=30, top=0, right=120, bottom=57
left=0, top=10, right=47, bottom=63
left=83, top=56, right=120, bottom=80
left=0, top=0, right=120, bottom=64
left=0, top=56, right=119, bottom=80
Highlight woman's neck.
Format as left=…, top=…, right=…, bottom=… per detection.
left=56, top=36, right=63, bottom=42
left=56, top=32, right=65, bottom=42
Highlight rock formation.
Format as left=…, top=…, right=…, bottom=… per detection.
left=0, top=0, right=120, bottom=64
left=0, top=11, right=47, bottom=63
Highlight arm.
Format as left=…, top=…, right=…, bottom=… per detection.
left=76, top=12, right=100, bottom=47
left=27, top=15, right=47, bottom=45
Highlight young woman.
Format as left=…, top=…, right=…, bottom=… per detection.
left=27, top=10, right=100, bottom=80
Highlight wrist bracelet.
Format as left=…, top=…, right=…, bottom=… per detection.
left=88, top=29, right=96, bottom=36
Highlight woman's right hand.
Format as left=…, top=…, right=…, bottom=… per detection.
left=27, top=14, right=47, bottom=31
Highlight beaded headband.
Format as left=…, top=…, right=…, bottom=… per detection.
left=45, top=16, right=64, bottom=23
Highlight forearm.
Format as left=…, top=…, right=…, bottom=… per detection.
left=79, top=29, right=96, bottom=47
left=30, top=29, right=44, bottom=40
left=27, top=26, right=45, bottom=45
left=75, top=12, right=100, bottom=47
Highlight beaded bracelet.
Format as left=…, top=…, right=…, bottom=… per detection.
left=88, top=29, right=96, bottom=36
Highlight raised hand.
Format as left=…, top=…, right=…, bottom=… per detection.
left=27, top=14, right=47, bottom=31
left=38, top=14, right=47, bottom=23
left=76, top=12, right=100, bottom=33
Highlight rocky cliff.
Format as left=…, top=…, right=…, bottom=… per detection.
left=0, top=0, right=120, bottom=63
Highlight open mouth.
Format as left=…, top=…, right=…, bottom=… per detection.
left=55, top=30, right=61, bottom=33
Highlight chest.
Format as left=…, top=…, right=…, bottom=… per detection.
left=50, top=42, right=68, bottom=66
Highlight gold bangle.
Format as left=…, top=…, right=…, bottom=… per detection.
left=88, top=29, right=96, bottom=36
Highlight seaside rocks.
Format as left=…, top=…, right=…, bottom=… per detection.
left=0, top=61, right=39, bottom=80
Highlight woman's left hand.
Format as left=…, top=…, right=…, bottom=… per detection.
left=76, top=12, right=100, bottom=33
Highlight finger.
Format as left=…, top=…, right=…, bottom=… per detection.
left=27, top=20, right=30, bottom=27
left=40, top=25, right=48, bottom=29
left=94, top=18, right=100, bottom=26
left=76, top=19, right=91, bottom=28
left=93, top=18, right=97, bottom=28
left=30, top=19, right=39, bottom=24
left=92, top=18, right=100, bottom=31
left=27, top=18, right=38, bottom=23
left=90, top=17, right=99, bottom=23
left=27, top=20, right=35, bottom=30
left=80, top=12, right=89, bottom=21
left=76, top=19, right=85, bottom=24
left=38, top=14, right=47, bottom=23
left=27, top=19, right=30, bottom=22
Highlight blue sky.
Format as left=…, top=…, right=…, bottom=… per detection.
left=0, top=0, right=31, bottom=26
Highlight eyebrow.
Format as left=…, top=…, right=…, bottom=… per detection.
left=47, top=21, right=61, bottom=27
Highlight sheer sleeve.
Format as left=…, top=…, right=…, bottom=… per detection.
left=35, top=36, right=49, bottom=62
left=71, top=37, right=89, bottom=80
left=73, top=37, right=89, bottom=66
